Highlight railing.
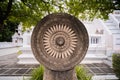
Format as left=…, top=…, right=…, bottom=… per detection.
left=98, top=19, right=112, bottom=35
left=109, top=14, right=119, bottom=29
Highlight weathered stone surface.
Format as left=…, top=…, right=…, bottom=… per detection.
left=31, top=13, right=89, bottom=80
left=31, top=13, right=89, bottom=71
left=43, top=68, right=77, bottom=80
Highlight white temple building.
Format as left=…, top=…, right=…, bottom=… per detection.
left=17, top=10, right=120, bottom=66
left=12, top=23, right=23, bottom=46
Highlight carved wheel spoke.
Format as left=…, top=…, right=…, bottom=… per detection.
left=43, top=24, right=77, bottom=59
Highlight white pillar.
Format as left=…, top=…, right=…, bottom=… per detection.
left=17, top=30, right=39, bottom=64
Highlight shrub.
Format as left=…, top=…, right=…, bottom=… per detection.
left=112, top=53, right=120, bottom=79
left=75, top=66, right=92, bottom=80
left=29, top=65, right=92, bottom=80
left=17, top=50, right=22, bottom=55
left=30, top=65, right=44, bottom=80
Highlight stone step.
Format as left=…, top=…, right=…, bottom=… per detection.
left=17, top=59, right=39, bottom=64
left=116, top=38, right=120, bottom=40
left=106, top=24, right=117, bottom=28
left=92, top=75, right=118, bottom=80
left=81, top=54, right=107, bottom=64
left=0, top=75, right=117, bottom=80
left=115, top=16, right=120, bottom=21
left=113, top=35, right=120, bottom=48
left=112, top=32, right=120, bottom=34
left=18, top=53, right=35, bottom=58
left=84, top=54, right=107, bottom=59
left=20, top=47, right=34, bottom=54
left=114, top=38, right=120, bottom=42
left=116, top=43, right=120, bottom=46
left=108, top=26, right=118, bottom=29
left=17, top=53, right=39, bottom=64
left=112, top=33, right=120, bottom=35
left=105, top=22, right=116, bottom=26
left=86, top=48, right=106, bottom=55
left=113, top=35, right=120, bottom=40
left=110, top=29, right=120, bottom=34
left=103, top=58, right=112, bottom=67
left=0, top=76, right=30, bottom=80
left=115, top=40, right=120, bottom=45
left=104, top=22, right=119, bottom=30
left=113, top=34, right=120, bottom=37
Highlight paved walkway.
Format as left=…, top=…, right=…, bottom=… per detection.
left=0, top=47, right=20, bottom=56
left=0, top=53, right=114, bottom=76
left=0, top=50, right=118, bottom=80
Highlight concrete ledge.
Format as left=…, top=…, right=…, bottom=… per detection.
left=0, top=75, right=117, bottom=80
left=0, top=76, right=30, bottom=80
left=92, top=75, right=118, bottom=80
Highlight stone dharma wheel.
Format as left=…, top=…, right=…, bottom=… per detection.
left=31, top=13, right=89, bottom=71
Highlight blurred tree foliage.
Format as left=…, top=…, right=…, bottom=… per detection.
left=0, top=0, right=120, bottom=31
left=0, top=21, right=19, bottom=42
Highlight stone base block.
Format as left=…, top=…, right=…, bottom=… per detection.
left=43, top=68, right=77, bottom=80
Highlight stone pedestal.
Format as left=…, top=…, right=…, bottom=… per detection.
left=43, top=68, right=77, bottom=80
left=31, top=13, right=89, bottom=80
